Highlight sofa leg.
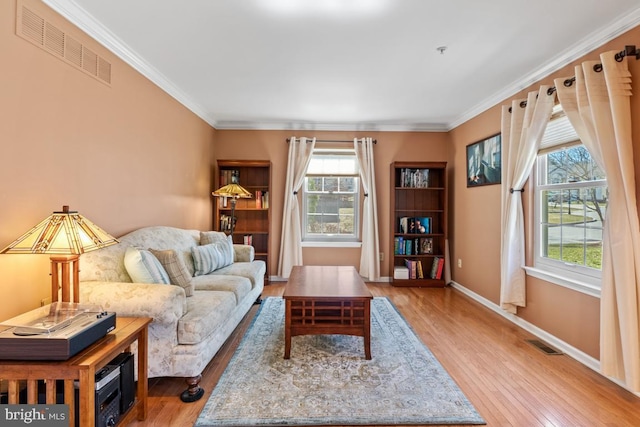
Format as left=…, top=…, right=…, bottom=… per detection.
left=254, top=295, right=263, bottom=305
left=180, top=375, right=204, bottom=402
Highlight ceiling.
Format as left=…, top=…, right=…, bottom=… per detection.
left=44, top=0, right=640, bottom=132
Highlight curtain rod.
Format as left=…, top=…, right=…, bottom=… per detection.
left=546, top=44, right=639, bottom=96
left=509, top=44, right=640, bottom=111
left=286, top=138, right=377, bottom=144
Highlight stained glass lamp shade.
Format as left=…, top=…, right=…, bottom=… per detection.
left=1, top=205, right=119, bottom=302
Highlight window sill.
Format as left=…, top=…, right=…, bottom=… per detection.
left=523, top=266, right=600, bottom=298
left=301, top=241, right=362, bottom=248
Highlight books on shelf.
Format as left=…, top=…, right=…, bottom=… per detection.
left=430, top=257, right=445, bottom=280
left=397, top=258, right=444, bottom=280
left=403, top=259, right=425, bottom=280
left=220, top=169, right=240, bottom=186
left=398, top=216, right=431, bottom=234
left=404, top=259, right=417, bottom=279
left=243, top=235, right=253, bottom=245
left=255, top=190, right=269, bottom=209
left=395, top=236, right=434, bottom=255
left=400, top=168, right=429, bottom=188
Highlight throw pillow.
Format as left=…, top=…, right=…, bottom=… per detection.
left=199, top=231, right=234, bottom=267
left=191, top=243, right=223, bottom=276
left=149, top=248, right=195, bottom=297
left=123, top=246, right=170, bottom=284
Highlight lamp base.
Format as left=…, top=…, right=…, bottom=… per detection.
left=50, top=255, right=80, bottom=303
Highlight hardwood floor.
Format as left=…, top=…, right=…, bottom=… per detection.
left=127, top=283, right=640, bottom=426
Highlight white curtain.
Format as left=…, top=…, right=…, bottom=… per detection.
left=500, top=87, right=555, bottom=313
left=555, top=51, right=640, bottom=391
left=354, top=137, right=380, bottom=281
left=278, top=137, right=316, bottom=279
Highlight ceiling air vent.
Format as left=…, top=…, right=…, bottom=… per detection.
left=16, top=1, right=111, bottom=86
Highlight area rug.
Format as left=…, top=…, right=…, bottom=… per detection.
left=195, top=297, right=485, bottom=426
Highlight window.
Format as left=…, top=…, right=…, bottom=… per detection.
left=532, top=110, right=607, bottom=293
left=302, top=150, right=359, bottom=243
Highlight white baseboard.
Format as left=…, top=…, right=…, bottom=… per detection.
left=448, top=281, right=640, bottom=396
left=269, top=275, right=391, bottom=283
left=449, top=281, right=599, bottom=369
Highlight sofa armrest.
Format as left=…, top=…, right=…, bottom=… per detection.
left=79, top=281, right=186, bottom=325
left=233, top=244, right=255, bottom=262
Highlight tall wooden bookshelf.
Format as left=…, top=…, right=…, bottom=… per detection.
left=214, top=160, right=271, bottom=281
left=390, top=161, right=447, bottom=287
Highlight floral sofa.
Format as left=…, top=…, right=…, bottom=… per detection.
left=78, top=226, right=265, bottom=402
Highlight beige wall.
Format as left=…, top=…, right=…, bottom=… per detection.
left=214, top=130, right=450, bottom=278
left=0, top=0, right=215, bottom=321
left=4, top=0, right=640, bottom=362
left=449, top=24, right=640, bottom=359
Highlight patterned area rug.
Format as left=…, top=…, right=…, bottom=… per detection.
left=195, top=297, right=485, bottom=426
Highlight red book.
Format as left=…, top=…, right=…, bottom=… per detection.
left=435, top=257, right=445, bottom=279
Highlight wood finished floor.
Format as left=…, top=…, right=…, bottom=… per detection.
left=127, top=283, right=640, bottom=427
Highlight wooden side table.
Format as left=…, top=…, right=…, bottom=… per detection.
left=0, top=316, right=151, bottom=427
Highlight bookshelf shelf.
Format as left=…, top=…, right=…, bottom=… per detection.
left=214, top=160, right=271, bottom=281
left=390, top=161, right=448, bottom=287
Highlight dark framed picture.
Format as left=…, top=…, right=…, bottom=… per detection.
left=467, top=133, right=502, bottom=187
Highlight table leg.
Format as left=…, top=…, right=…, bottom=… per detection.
left=284, top=299, right=292, bottom=359
left=137, top=326, right=149, bottom=420
left=364, top=299, right=371, bottom=360
left=79, top=368, right=96, bottom=427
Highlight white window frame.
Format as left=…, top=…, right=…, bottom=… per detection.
left=526, top=109, right=606, bottom=298
left=301, top=149, right=360, bottom=245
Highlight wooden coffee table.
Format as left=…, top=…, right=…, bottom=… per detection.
left=283, top=265, right=373, bottom=359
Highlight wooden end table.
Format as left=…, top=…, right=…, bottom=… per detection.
left=283, top=265, right=373, bottom=359
left=0, top=316, right=151, bottom=427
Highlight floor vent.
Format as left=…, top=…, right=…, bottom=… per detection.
left=16, top=1, right=111, bottom=86
left=526, top=339, right=563, bottom=355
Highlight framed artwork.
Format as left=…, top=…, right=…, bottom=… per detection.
left=467, top=133, right=502, bottom=187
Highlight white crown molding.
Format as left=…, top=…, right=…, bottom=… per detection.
left=213, top=120, right=449, bottom=132
left=42, top=0, right=219, bottom=128
left=42, top=1, right=640, bottom=132
left=448, top=6, right=640, bottom=130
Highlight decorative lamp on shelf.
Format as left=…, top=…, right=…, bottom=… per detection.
left=212, top=182, right=252, bottom=237
left=1, top=205, right=119, bottom=303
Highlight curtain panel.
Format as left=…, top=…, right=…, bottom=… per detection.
left=500, top=87, right=555, bottom=313
left=277, top=137, right=316, bottom=279
left=354, top=137, right=380, bottom=281
left=555, top=51, right=640, bottom=391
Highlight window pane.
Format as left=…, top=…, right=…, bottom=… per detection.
left=545, top=145, right=603, bottom=184
left=305, top=194, right=355, bottom=235
left=307, top=177, right=322, bottom=191
left=540, top=186, right=605, bottom=270
left=324, top=177, right=338, bottom=192
left=303, top=152, right=359, bottom=241
left=307, top=155, right=358, bottom=175
left=340, top=177, right=355, bottom=192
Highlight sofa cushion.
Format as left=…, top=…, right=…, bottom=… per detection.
left=178, top=290, right=236, bottom=345
left=191, top=274, right=252, bottom=303
left=123, top=246, right=170, bottom=284
left=200, top=231, right=234, bottom=267
left=149, top=249, right=195, bottom=297
left=211, top=260, right=266, bottom=288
